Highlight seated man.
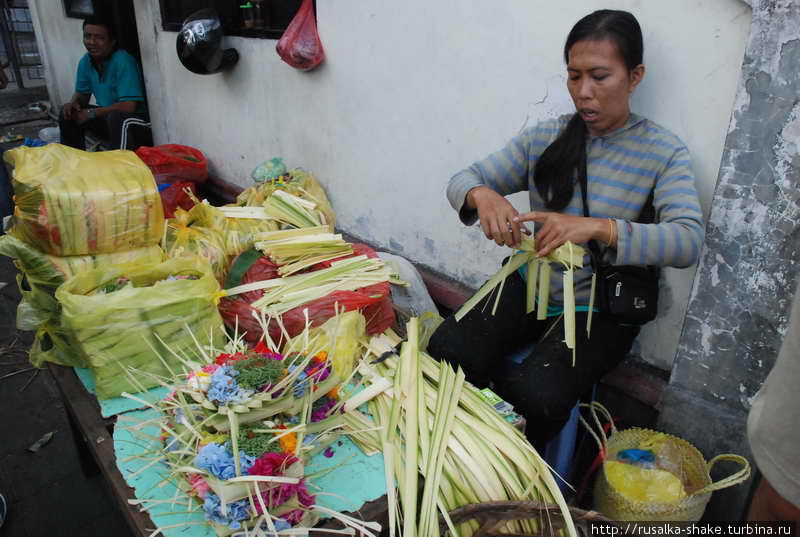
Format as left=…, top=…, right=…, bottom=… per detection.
left=59, top=16, right=150, bottom=151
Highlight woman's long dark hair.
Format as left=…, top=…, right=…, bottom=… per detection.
left=533, top=10, right=643, bottom=211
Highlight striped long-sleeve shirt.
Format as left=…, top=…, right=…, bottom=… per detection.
left=447, top=113, right=705, bottom=306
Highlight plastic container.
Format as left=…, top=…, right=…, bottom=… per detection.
left=38, top=127, right=60, bottom=144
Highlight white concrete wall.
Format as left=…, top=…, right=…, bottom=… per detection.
left=35, top=0, right=753, bottom=369
left=27, top=1, right=85, bottom=108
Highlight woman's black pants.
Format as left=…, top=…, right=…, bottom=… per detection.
left=428, top=270, right=640, bottom=452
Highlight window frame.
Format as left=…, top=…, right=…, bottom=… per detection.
left=158, top=0, right=305, bottom=40
left=63, top=0, right=95, bottom=19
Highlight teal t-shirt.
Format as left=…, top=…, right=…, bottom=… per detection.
left=75, top=49, right=146, bottom=111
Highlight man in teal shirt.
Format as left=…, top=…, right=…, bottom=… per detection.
left=59, top=16, right=150, bottom=150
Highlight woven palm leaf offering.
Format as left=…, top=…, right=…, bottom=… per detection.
left=119, top=311, right=386, bottom=537
left=350, top=319, right=578, bottom=537
left=455, top=235, right=586, bottom=363
left=4, top=143, right=165, bottom=256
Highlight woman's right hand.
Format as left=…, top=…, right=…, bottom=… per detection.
left=467, top=186, right=529, bottom=247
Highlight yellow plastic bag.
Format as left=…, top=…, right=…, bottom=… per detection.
left=221, top=209, right=278, bottom=259
left=5, top=144, right=165, bottom=256
left=236, top=168, right=336, bottom=227
left=56, top=257, right=225, bottom=399
left=604, top=460, right=687, bottom=505
left=583, top=403, right=751, bottom=522
left=283, top=310, right=367, bottom=379
left=164, top=206, right=228, bottom=283
left=0, top=234, right=164, bottom=292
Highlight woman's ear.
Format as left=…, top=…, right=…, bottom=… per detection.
left=629, top=64, right=645, bottom=92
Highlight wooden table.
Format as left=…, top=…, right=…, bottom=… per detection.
left=47, top=363, right=156, bottom=536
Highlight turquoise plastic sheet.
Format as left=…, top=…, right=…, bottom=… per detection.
left=113, top=408, right=387, bottom=536
left=74, top=367, right=171, bottom=418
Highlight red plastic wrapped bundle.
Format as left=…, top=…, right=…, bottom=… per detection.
left=220, top=244, right=395, bottom=344
left=135, top=144, right=208, bottom=183
left=159, top=181, right=198, bottom=218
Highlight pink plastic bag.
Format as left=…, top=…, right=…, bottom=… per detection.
left=276, top=0, right=325, bottom=71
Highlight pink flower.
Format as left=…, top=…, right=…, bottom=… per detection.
left=188, top=473, right=210, bottom=499
left=252, top=480, right=315, bottom=515
left=202, top=364, right=220, bottom=374
left=296, top=479, right=314, bottom=507
left=248, top=452, right=297, bottom=477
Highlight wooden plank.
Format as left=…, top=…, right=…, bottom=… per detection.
left=47, top=364, right=154, bottom=537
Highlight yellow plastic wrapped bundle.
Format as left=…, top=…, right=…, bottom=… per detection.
left=235, top=168, right=336, bottom=227
left=0, top=234, right=164, bottom=292
left=0, top=234, right=165, bottom=368
left=164, top=202, right=279, bottom=278
left=164, top=206, right=228, bottom=283
left=56, top=257, right=225, bottom=399
left=15, top=272, right=86, bottom=368
left=5, top=144, right=165, bottom=256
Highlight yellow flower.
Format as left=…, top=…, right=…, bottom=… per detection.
left=199, top=432, right=229, bottom=448
left=279, top=432, right=297, bottom=454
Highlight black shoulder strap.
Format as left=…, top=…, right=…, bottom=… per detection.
left=577, top=146, right=605, bottom=265
left=578, top=146, right=656, bottom=265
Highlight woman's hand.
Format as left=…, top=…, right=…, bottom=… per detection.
left=467, top=186, right=531, bottom=247
left=513, top=211, right=612, bottom=257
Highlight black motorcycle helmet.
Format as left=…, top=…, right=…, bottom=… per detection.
left=176, top=9, right=239, bottom=75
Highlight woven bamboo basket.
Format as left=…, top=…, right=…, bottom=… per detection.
left=582, top=403, right=750, bottom=522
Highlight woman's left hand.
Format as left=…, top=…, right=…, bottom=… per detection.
left=513, top=211, right=609, bottom=257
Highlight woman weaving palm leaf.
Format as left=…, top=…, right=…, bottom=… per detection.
left=429, top=9, right=704, bottom=451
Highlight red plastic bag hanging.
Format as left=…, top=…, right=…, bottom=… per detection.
left=135, top=144, right=209, bottom=183
left=276, top=0, right=325, bottom=71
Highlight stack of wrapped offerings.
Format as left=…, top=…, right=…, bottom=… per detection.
left=1, top=144, right=167, bottom=368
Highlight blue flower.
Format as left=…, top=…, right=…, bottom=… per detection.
left=164, top=436, right=181, bottom=453
left=292, top=370, right=310, bottom=398
left=259, top=518, right=292, bottom=535
left=203, top=492, right=251, bottom=529
left=195, top=442, right=256, bottom=480
left=207, top=366, right=241, bottom=405
left=228, top=386, right=256, bottom=405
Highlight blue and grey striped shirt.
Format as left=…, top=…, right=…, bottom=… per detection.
left=447, top=113, right=705, bottom=306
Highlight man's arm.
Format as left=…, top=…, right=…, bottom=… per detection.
left=75, top=100, right=137, bottom=123
left=63, top=92, right=91, bottom=120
